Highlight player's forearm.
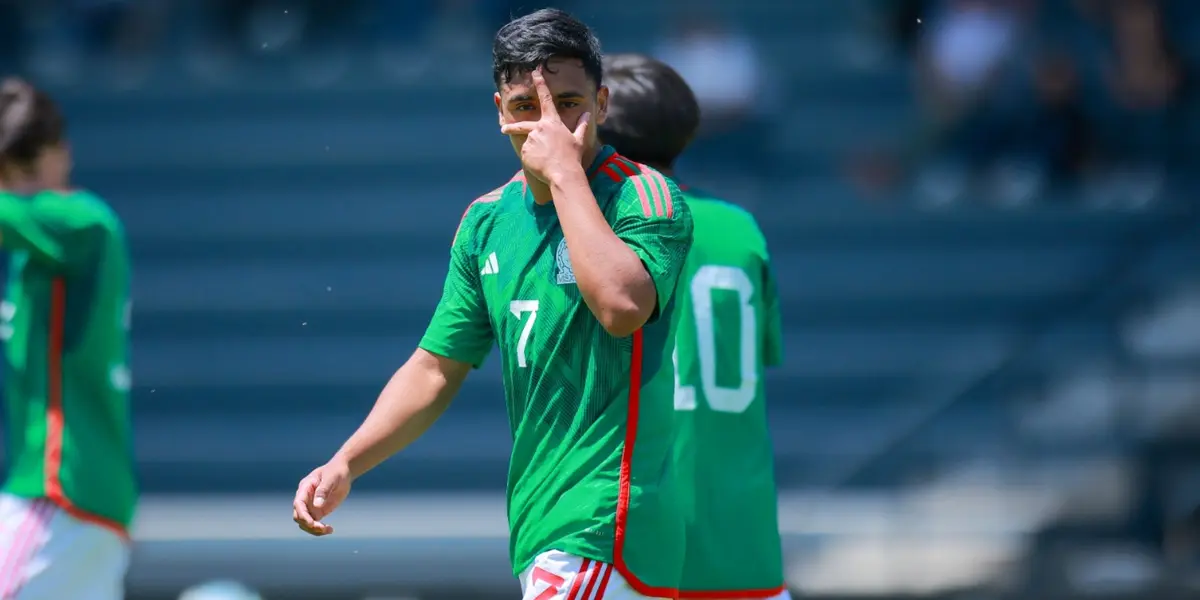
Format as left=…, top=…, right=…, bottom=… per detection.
left=550, top=169, right=656, bottom=336
left=332, top=349, right=467, bottom=479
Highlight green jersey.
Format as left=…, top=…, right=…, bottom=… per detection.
left=0, top=190, right=135, bottom=534
left=671, top=188, right=786, bottom=596
left=419, top=147, right=694, bottom=595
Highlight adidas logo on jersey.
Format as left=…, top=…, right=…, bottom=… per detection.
left=480, top=252, right=499, bottom=276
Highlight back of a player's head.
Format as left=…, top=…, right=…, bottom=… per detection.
left=599, top=53, right=699, bottom=171
left=0, top=78, right=64, bottom=172
left=492, top=8, right=603, bottom=90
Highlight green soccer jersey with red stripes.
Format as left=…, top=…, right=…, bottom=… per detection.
left=419, top=146, right=694, bottom=595
left=671, top=187, right=787, bottom=597
left=0, top=189, right=136, bottom=535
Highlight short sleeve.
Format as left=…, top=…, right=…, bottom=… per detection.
left=761, top=256, right=784, bottom=367
left=611, top=171, right=694, bottom=323
left=0, top=191, right=113, bottom=268
left=418, top=212, right=495, bottom=367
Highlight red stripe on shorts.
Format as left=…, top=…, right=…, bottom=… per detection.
left=578, top=560, right=604, bottom=599
left=565, top=558, right=592, bottom=600
left=590, top=563, right=614, bottom=600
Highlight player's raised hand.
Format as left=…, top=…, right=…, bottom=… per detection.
left=500, top=66, right=590, bottom=183
left=292, top=459, right=351, bottom=536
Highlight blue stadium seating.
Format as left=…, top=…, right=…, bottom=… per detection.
left=2, top=0, right=1198, bottom=497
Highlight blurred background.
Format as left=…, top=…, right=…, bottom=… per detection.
left=1, top=0, right=1199, bottom=598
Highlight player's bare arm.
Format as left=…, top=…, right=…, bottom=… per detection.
left=502, top=68, right=657, bottom=337
left=292, top=348, right=471, bottom=536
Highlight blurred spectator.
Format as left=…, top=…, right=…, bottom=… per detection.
left=1014, top=50, right=1095, bottom=188
left=1102, top=0, right=1183, bottom=170
left=656, top=13, right=761, bottom=132
left=1164, top=503, right=1200, bottom=567
left=284, top=0, right=361, bottom=86
left=24, top=0, right=166, bottom=85
left=655, top=11, right=770, bottom=175
left=886, top=0, right=930, bottom=56
left=915, top=0, right=1026, bottom=124
left=907, top=1, right=1032, bottom=206
left=187, top=0, right=286, bottom=83
left=0, top=1, right=23, bottom=70
left=375, top=0, right=532, bottom=80
left=186, top=0, right=364, bottom=86
left=902, top=0, right=1194, bottom=207
left=914, top=47, right=1095, bottom=208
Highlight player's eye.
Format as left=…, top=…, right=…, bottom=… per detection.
left=559, top=101, right=579, bottom=109
left=515, top=104, right=536, bottom=112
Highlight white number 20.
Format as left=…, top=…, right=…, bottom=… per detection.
left=674, top=266, right=758, bottom=414
left=509, top=300, right=539, bottom=368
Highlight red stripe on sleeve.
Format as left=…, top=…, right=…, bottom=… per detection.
left=616, top=158, right=664, bottom=217
left=640, top=165, right=673, bottom=218
left=611, top=158, right=654, bottom=217
left=452, top=188, right=504, bottom=245
left=591, top=154, right=620, bottom=182
left=599, top=165, right=623, bottom=182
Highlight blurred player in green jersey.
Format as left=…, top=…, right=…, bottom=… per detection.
left=292, top=10, right=694, bottom=599
left=601, top=54, right=791, bottom=600
left=0, top=78, right=135, bottom=600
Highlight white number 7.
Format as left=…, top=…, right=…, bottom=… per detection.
left=509, top=300, right=539, bottom=368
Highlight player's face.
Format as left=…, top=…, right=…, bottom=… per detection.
left=37, top=143, right=71, bottom=190
left=494, top=57, right=609, bottom=160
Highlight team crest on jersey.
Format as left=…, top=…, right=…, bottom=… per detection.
left=555, top=238, right=575, bottom=285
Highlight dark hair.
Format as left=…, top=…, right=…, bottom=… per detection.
left=492, top=8, right=603, bottom=90
left=0, top=78, right=64, bottom=169
left=598, top=53, right=699, bottom=170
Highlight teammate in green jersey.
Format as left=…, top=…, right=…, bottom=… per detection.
left=292, top=10, right=694, bottom=600
left=601, top=54, right=791, bottom=600
left=0, top=78, right=135, bottom=600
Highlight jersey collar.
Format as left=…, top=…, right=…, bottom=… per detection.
left=526, top=145, right=617, bottom=216
left=585, top=145, right=616, bottom=180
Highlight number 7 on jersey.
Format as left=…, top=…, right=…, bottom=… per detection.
left=510, top=300, right=539, bottom=368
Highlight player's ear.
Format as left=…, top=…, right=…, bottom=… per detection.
left=494, top=92, right=504, bottom=126
left=594, top=86, right=609, bottom=126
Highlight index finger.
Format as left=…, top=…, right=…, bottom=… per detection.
left=532, top=67, right=560, bottom=123
left=292, top=476, right=319, bottom=526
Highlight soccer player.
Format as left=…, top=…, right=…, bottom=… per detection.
left=600, top=54, right=791, bottom=600
left=292, top=9, right=694, bottom=600
left=0, top=78, right=135, bottom=599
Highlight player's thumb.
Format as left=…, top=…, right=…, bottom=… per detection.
left=573, top=112, right=591, bottom=143
left=312, top=475, right=331, bottom=508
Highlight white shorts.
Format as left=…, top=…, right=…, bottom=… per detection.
left=519, top=550, right=794, bottom=600
left=520, top=550, right=670, bottom=599
left=681, top=588, right=793, bottom=600
left=0, top=494, right=129, bottom=600
left=682, top=589, right=792, bottom=600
